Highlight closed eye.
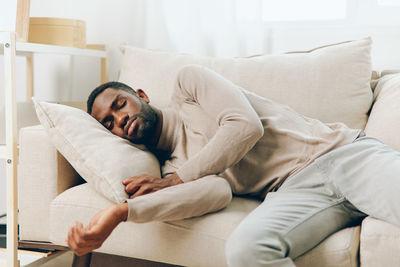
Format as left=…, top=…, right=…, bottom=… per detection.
left=102, top=95, right=125, bottom=131
left=104, top=118, right=114, bottom=130
left=119, top=100, right=126, bottom=109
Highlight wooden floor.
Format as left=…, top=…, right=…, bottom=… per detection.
left=1, top=228, right=180, bottom=267
left=1, top=249, right=183, bottom=267
left=0, top=250, right=73, bottom=267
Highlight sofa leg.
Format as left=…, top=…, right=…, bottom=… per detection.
left=72, top=252, right=92, bottom=267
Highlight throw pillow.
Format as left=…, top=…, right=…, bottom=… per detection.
left=33, top=99, right=161, bottom=203
left=119, top=38, right=372, bottom=129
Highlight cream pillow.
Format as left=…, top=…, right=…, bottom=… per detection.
left=365, top=73, right=400, bottom=151
left=119, top=38, right=373, bottom=129
left=33, top=100, right=161, bottom=203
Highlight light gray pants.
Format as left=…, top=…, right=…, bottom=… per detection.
left=225, top=137, right=400, bottom=266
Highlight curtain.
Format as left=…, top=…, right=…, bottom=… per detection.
left=140, top=0, right=270, bottom=57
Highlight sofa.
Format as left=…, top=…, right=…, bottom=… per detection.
left=18, top=37, right=400, bottom=266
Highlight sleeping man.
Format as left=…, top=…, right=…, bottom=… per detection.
left=67, top=64, right=400, bottom=266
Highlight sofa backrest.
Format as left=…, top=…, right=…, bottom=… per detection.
left=119, top=38, right=373, bottom=130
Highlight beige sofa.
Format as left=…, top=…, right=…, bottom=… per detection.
left=18, top=39, right=400, bottom=266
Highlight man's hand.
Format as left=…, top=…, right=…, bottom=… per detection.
left=123, top=172, right=183, bottom=199
left=66, top=203, right=128, bottom=256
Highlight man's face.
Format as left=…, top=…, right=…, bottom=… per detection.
left=91, top=88, right=158, bottom=145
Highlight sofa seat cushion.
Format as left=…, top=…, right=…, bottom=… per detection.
left=360, top=216, right=400, bottom=267
left=49, top=183, right=360, bottom=266
left=295, top=226, right=360, bottom=267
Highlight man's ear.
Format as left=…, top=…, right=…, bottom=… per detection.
left=136, top=89, right=150, bottom=103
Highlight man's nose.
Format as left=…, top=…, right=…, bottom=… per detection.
left=115, top=112, right=128, bottom=128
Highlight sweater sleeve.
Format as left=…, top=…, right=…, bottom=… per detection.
left=174, top=65, right=264, bottom=182
left=126, top=175, right=232, bottom=222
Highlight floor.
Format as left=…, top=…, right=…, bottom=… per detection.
left=0, top=250, right=74, bottom=266
left=0, top=215, right=74, bottom=266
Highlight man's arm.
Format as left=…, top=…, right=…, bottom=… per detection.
left=122, top=172, right=183, bottom=198
left=67, top=174, right=232, bottom=255
left=66, top=202, right=128, bottom=256
left=173, top=65, right=264, bottom=182
left=126, top=175, right=232, bottom=222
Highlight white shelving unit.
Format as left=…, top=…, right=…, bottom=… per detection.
left=0, top=31, right=107, bottom=267
left=13, top=42, right=106, bottom=57
left=0, top=42, right=107, bottom=57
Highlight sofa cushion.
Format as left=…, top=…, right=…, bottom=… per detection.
left=49, top=183, right=360, bottom=267
left=360, top=216, right=400, bottom=267
left=33, top=100, right=161, bottom=203
left=365, top=73, right=400, bottom=150
left=119, top=38, right=373, bottom=129
left=295, top=226, right=360, bottom=267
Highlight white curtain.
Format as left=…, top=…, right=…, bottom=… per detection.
left=140, top=0, right=270, bottom=57
left=134, top=0, right=400, bottom=69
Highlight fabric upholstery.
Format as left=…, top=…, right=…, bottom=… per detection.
left=295, top=226, right=360, bottom=267
left=49, top=183, right=360, bottom=267
left=365, top=73, right=400, bottom=151
left=18, top=125, right=61, bottom=241
left=360, top=216, right=400, bottom=267
left=359, top=73, right=400, bottom=267
left=119, top=38, right=372, bottom=129
left=33, top=100, right=161, bottom=203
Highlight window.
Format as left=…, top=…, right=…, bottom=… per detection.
left=377, top=0, right=400, bottom=6
left=235, top=0, right=400, bottom=25
left=261, top=0, right=347, bottom=21
left=235, top=0, right=347, bottom=23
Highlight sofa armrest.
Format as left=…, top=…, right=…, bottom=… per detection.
left=18, top=125, right=81, bottom=242
left=360, top=216, right=400, bottom=267
left=365, top=73, right=400, bottom=151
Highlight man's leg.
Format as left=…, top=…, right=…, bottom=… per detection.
left=225, top=160, right=366, bottom=267
left=318, top=136, right=400, bottom=227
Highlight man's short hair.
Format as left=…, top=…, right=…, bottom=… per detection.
left=87, top=81, right=136, bottom=114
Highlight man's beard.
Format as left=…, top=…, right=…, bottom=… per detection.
left=127, top=100, right=158, bottom=146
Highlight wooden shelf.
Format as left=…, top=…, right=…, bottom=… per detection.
left=0, top=42, right=106, bottom=58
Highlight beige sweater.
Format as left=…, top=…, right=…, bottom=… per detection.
left=127, top=65, right=361, bottom=222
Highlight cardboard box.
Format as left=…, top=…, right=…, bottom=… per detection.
left=28, top=17, right=86, bottom=48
